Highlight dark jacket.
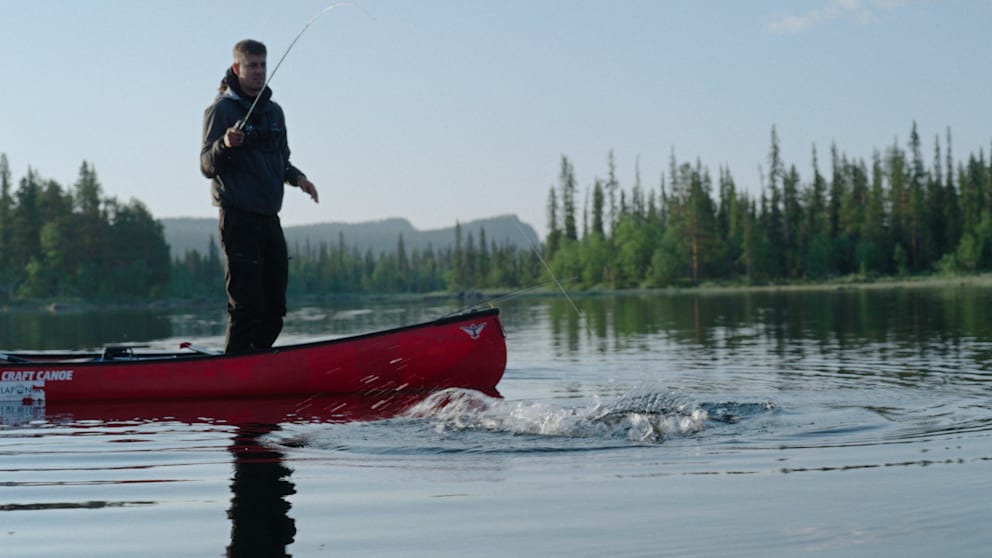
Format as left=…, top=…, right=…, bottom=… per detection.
left=200, top=70, right=305, bottom=215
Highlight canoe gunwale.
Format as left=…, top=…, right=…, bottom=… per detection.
left=1, top=307, right=502, bottom=365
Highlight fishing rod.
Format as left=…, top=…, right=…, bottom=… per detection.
left=237, top=2, right=361, bottom=130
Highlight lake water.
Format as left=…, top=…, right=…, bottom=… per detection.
left=2, top=287, right=991, bottom=557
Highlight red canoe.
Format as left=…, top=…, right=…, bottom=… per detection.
left=0, top=308, right=506, bottom=403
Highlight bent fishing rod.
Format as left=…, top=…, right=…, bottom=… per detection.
left=237, top=2, right=361, bottom=130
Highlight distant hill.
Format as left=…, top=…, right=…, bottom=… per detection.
left=161, top=214, right=541, bottom=259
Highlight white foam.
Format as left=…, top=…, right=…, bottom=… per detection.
left=405, top=388, right=708, bottom=443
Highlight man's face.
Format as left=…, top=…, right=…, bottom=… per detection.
left=233, top=54, right=267, bottom=96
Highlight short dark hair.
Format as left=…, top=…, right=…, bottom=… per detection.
left=233, top=39, right=266, bottom=63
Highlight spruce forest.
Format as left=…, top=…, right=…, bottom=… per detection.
left=548, top=123, right=992, bottom=287
left=1, top=122, right=991, bottom=303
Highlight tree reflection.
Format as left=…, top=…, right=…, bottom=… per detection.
left=541, top=288, right=992, bottom=354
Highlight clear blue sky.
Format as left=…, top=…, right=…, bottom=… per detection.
left=2, top=0, right=989, bottom=238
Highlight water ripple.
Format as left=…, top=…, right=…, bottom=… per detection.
left=275, top=388, right=781, bottom=456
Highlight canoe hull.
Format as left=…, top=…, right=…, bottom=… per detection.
left=1, top=308, right=506, bottom=402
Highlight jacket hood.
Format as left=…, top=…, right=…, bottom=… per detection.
left=218, top=67, right=272, bottom=109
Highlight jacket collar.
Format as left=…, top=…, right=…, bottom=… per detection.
left=219, top=67, right=272, bottom=109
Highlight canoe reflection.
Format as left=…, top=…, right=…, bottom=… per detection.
left=36, top=392, right=434, bottom=425
left=12, top=393, right=438, bottom=556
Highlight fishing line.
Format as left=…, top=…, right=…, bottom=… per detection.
left=238, top=2, right=367, bottom=129
left=512, top=220, right=609, bottom=372
left=446, top=277, right=579, bottom=317
left=513, top=219, right=584, bottom=321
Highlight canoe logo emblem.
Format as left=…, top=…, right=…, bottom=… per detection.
left=460, top=323, right=486, bottom=340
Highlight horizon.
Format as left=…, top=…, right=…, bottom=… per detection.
left=158, top=212, right=534, bottom=229
left=159, top=213, right=542, bottom=260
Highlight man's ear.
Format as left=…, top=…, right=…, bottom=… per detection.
left=231, top=62, right=241, bottom=76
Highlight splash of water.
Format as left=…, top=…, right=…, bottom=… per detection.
left=405, top=388, right=710, bottom=444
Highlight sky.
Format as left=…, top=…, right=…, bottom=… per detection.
left=2, top=0, right=990, bottom=239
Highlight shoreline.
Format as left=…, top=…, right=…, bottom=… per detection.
left=4, top=272, right=992, bottom=313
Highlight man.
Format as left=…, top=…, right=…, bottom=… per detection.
left=200, top=39, right=319, bottom=353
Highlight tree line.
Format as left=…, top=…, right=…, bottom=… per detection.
left=0, top=154, right=543, bottom=302
left=546, top=123, right=992, bottom=287
left=4, top=121, right=991, bottom=303
left=170, top=222, right=546, bottom=299
left=0, top=156, right=170, bottom=302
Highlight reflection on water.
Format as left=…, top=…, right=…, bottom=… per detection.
left=540, top=288, right=992, bottom=385
left=0, top=395, right=431, bottom=554
left=0, top=308, right=175, bottom=350
left=226, top=424, right=296, bottom=558
left=2, top=288, right=992, bottom=557
left=0, top=299, right=469, bottom=351
left=6, top=286, right=992, bottom=355
left=544, top=286, right=992, bottom=350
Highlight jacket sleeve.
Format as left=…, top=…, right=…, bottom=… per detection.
left=200, top=102, right=234, bottom=179
left=279, top=108, right=306, bottom=187
left=284, top=161, right=305, bottom=187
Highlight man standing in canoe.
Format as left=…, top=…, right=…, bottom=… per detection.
left=200, top=39, right=319, bottom=353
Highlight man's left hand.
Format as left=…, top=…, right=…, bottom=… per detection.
left=297, top=177, right=319, bottom=203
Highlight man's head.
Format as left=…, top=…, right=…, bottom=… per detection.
left=232, top=39, right=267, bottom=97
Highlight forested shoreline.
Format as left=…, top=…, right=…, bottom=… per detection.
left=546, top=123, right=992, bottom=288
left=0, top=158, right=170, bottom=302
left=2, top=122, right=991, bottom=305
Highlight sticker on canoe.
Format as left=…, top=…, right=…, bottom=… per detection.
left=460, top=323, right=486, bottom=340
left=2, top=370, right=74, bottom=382
left=0, top=381, right=44, bottom=401
left=1, top=370, right=73, bottom=401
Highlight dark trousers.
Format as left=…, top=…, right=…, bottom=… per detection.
left=219, top=207, right=288, bottom=353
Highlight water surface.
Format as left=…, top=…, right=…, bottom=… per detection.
left=2, top=288, right=991, bottom=557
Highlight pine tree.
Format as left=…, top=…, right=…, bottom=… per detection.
left=591, top=178, right=605, bottom=238
left=464, top=231, right=478, bottom=288
left=858, top=150, right=889, bottom=275
left=396, top=233, right=408, bottom=290
left=943, top=128, right=962, bottom=254
left=928, top=134, right=948, bottom=258
left=0, top=155, right=13, bottom=300
left=546, top=186, right=561, bottom=257
left=828, top=143, right=848, bottom=241
left=765, top=128, right=785, bottom=276
left=451, top=221, right=465, bottom=291
left=73, top=161, right=107, bottom=296
left=805, top=146, right=831, bottom=278
left=560, top=155, right=578, bottom=242
left=477, top=227, right=490, bottom=288
left=716, top=166, right=744, bottom=278
left=12, top=169, right=43, bottom=276
left=782, top=164, right=803, bottom=278
left=686, top=162, right=719, bottom=280
left=842, top=158, right=869, bottom=273
left=631, top=155, right=645, bottom=219
left=906, top=122, right=929, bottom=269
left=885, top=140, right=909, bottom=273
left=606, top=150, right=619, bottom=236
left=581, top=188, right=589, bottom=240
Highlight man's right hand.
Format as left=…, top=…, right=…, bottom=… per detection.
left=224, top=127, right=245, bottom=148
